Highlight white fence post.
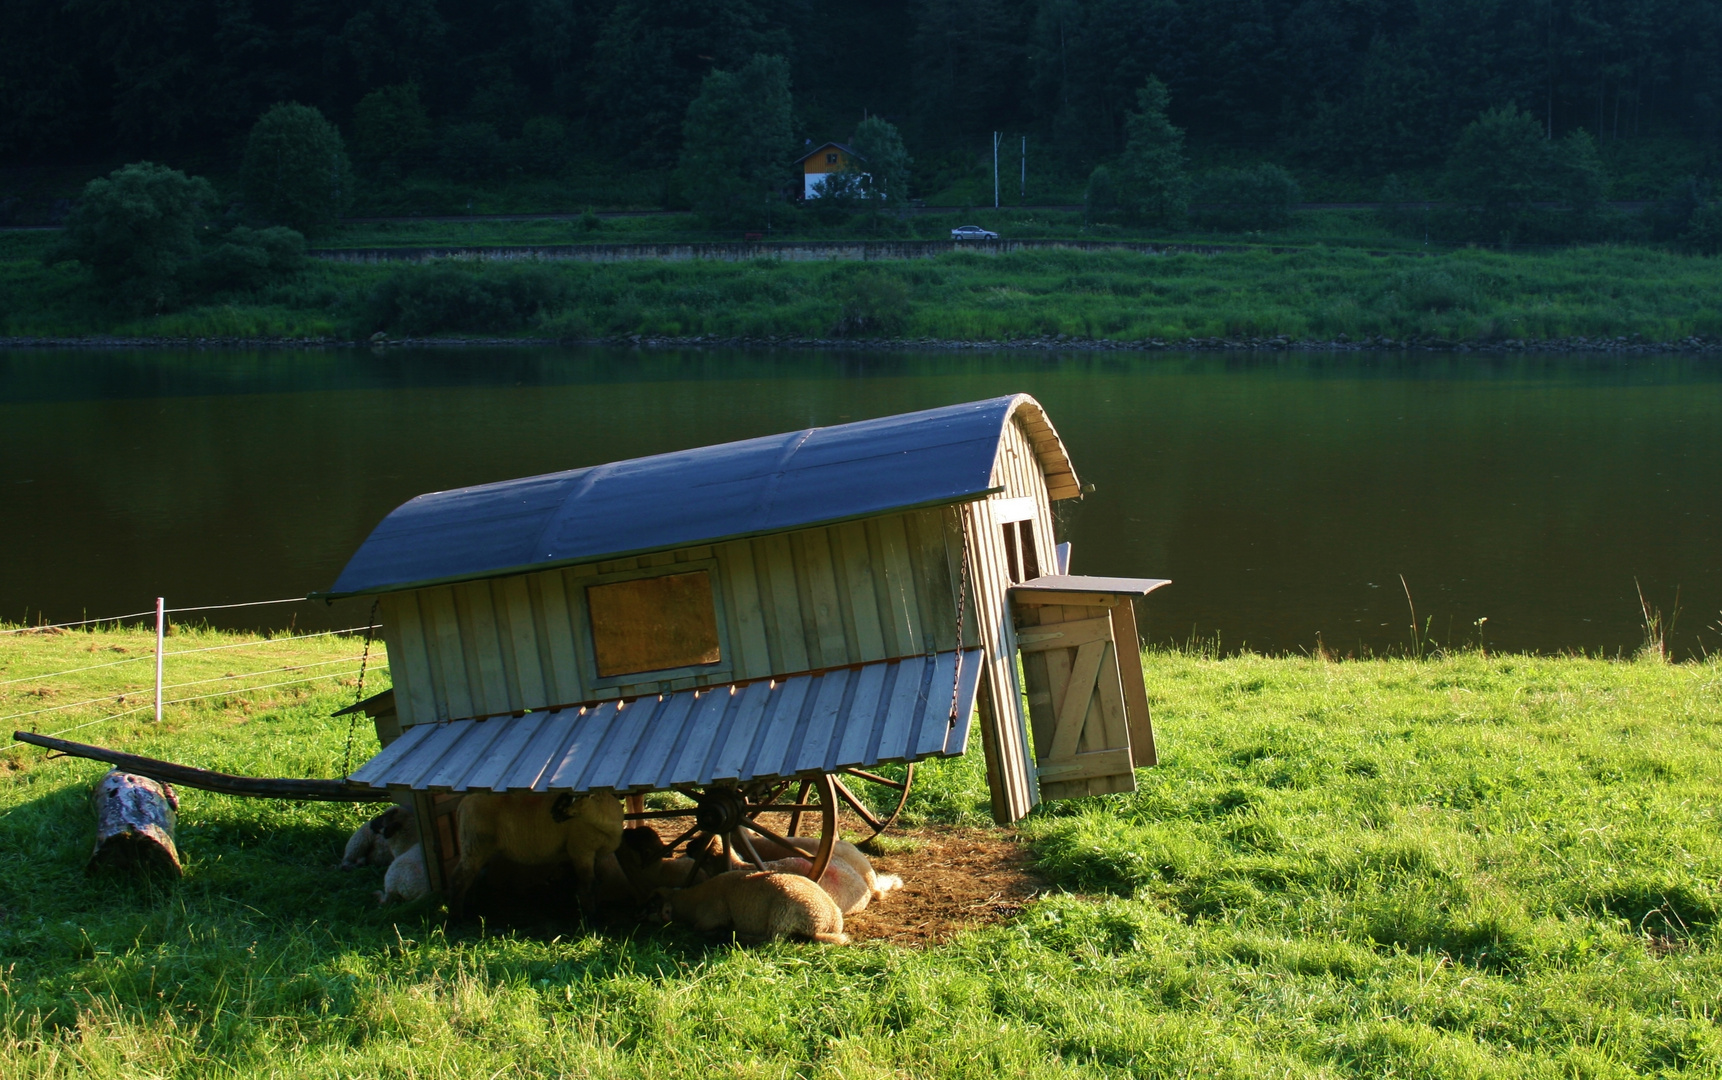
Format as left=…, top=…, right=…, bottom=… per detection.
left=154, top=597, right=165, bottom=724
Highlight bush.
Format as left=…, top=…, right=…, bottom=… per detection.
left=517, top=117, right=570, bottom=176
left=240, top=103, right=353, bottom=237
left=1684, top=200, right=1722, bottom=255
left=48, top=162, right=215, bottom=311
left=440, top=122, right=507, bottom=182
left=190, top=225, right=306, bottom=295
left=362, top=263, right=570, bottom=335
left=351, top=84, right=431, bottom=178
left=1085, top=164, right=1121, bottom=224
left=829, top=270, right=910, bottom=336
left=1441, top=106, right=1612, bottom=244
left=1195, top=163, right=1301, bottom=231
left=1375, top=174, right=1429, bottom=237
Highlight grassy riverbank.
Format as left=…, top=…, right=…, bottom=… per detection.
left=5, top=228, right=1721, bottom=346
left=3, top=625, right=1720, bottom=1076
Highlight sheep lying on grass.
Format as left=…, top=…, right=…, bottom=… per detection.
left=340, top=804, right=418, bottom=870
left=376, top=842, right=429, bottom=906
left=447, top=791, right=624, bottom=920
left=655, top=870, right=848, bottom=944
left=743, top=835, right=904, bottom=911
left=612, top=826, right=704, bottom=899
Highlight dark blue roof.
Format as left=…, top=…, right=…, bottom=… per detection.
left=320, top=394, right=1077, bottom=598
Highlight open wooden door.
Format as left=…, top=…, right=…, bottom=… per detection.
left=1010, top=575, right=1169, bottom=803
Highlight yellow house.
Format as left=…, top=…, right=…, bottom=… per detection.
left=795, top=141, right=864, bottom=200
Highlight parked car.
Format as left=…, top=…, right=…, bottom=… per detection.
left=950, top=225, right=999, bottom=240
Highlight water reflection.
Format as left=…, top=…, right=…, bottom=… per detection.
left=2, top=347, right=1717, bottom=657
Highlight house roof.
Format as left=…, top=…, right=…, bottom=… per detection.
left=319, top=394, right=1080, bottom=599
left=794, top=140, right=864, bottom=167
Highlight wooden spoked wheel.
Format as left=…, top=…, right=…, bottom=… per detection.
left=788, top=763, right=914, bottom=845
left=623, top=774, right=839, bottom=883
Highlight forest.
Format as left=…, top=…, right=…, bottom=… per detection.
left=5, top=0, right=1721, bottom=199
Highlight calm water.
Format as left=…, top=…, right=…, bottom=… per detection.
left=2, top=347, right=1718, bottom=658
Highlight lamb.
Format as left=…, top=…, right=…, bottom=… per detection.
left=611, top=826, right=704, bottom=899
left=376, top=842, right=429, bottom=906
left=446, top=791, right=625, bottom=919
left=741, top=835, right=904, bottom=904
left=754, top=855, right=872, bottom=914
left=340, top=804, right=418, bottom=870
left=656, top=870, right=848, bottom=944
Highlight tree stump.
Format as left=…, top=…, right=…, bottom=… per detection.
left=89, top=769, right=182, bottom=878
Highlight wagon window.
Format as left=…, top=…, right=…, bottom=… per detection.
left=587, top=571, right=722, bottom=678
left=1002, top=521, right=1040, bottom=584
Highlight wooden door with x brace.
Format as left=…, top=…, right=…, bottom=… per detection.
left=1009, top=576, right=1167, bottom=802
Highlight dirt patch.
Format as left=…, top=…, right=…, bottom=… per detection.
left=844, top=827, right=1050, bottom=946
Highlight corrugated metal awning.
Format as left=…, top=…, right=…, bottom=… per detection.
left=349, top=649, right=981, bottom=794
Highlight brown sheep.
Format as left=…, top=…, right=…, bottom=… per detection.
left=611, top=826, right=705, bottom=900
left=447, top=791, right=624, bottom=920
left=657, top=870, right=848, bottom=944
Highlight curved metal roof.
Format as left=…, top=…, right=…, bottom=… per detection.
left=321, top=394, right=1079, bottom=598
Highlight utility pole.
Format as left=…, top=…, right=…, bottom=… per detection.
left=993, top=131, right=1001, bottom=209
left=1020, top=135, right=1026, bottom=200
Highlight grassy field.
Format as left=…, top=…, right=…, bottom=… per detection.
left=3, top=624, right=1720, bottom=1077
left=4, top=229, right=1720, bottom=344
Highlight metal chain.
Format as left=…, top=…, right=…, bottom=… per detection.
left=949, top=507, right=971, bottom=728
left=341, top=599, right=381, bottom=779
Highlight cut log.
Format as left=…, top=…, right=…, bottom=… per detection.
left=90, top=769, right=182, bottom=878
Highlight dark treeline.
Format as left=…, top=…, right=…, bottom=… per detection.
left=5, top=0, right=1721, bottom=178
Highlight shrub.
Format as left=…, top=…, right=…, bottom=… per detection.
left=351, top=84, right=431, bottom=178
left=190, top=225, right=306, bottom=294
left=362, top=263, right=570, bottom=335
left=439, top=122, right=507, bottom=181
left=829, top=270, right=910, bottom=336
left=1684, top=200, right=1722, bottom=255
left=1085, top=164, right=1121, bottom=224
left=47, top=162, right=215, bottom=311
left=518, top=116, right=570, bottom=176
left=1196, top=163, right=1301, bottom=231
left=240, top=103, right=353, bottom=237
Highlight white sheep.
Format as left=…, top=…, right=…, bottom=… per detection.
left=375, top=842, right=429, bottom=906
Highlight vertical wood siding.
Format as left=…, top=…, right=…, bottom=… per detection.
left=383, top=508, right=968, bottom=727
left=960, top=410, right=1061, bottom=823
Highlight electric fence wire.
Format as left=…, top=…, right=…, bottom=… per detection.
left=0, top=624, right=381, bottom=685
left=5, top=665, right=389, bottom=748
left=3, top=595, right=327, bottom=635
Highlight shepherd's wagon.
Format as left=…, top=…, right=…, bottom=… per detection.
left=318, top=394, right=1168, bottom=889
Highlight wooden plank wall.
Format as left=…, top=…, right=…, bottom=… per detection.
left=381, top=507, right=972, bottom=727
left=963, top=410, right=1061, bottom=823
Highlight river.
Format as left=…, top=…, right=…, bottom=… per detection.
left=2, top=346, right=1717, bottom=658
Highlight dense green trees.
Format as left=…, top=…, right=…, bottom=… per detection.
left=46, top=162, right=303, bottom=312
left=676, top=55, right=796, bottom=225
left=5, top=0, right=1720, bottom=182
left=240, top=104, right=353, bottom=237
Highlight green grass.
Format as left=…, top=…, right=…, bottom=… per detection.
left=3, top=625, right=1721, bottom=1076
left=4, top=235, right=1721, bottom=344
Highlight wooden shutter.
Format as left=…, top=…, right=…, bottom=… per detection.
left=1013, top=592, right=1156, bottom=801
